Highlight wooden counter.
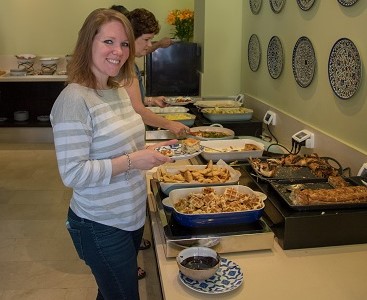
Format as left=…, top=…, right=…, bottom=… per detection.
left=146, top=166, right=367, bottom=300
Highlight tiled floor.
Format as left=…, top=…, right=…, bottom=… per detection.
left=0, top=143, right=163, bottom=300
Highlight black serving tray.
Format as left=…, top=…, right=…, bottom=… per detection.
left=240, top=164, right=367, bottom=250
left=269, top=177, right=367, bottom=211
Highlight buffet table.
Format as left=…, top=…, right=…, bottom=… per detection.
left=146, top=162, right=367, bottom=300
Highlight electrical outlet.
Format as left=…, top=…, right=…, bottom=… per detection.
left=292, top=129, right=315, bottom=148
left=263, top=110, right=276, bottom=125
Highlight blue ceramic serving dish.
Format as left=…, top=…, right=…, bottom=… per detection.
left=169, top=185, right=266, bottom=228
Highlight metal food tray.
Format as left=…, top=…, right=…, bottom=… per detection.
left=201, top=109, right=253, bottom=122
left=269, top=177, right=367, bottom=211
left=155, top=161, right=241, bottom=195
left=200, top=139, right=264, bottom=163
left=156, top=113, right=196, bottom=127
left=146, top=106, right=189, bottom=114
left=249, top=157, right=342, bottom=181
left=194, top=100, right=242, bottom=108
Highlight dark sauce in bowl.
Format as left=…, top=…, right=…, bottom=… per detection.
left=181, top=256, right=219, bottom=270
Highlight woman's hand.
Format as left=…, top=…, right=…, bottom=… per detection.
left=146, top=139, right=179, bottom=150
left=112, top=140, right=179, bottom=176
left=130, top=139, right=180, bottom=170
left=129, top=148, right=174, bottom=170
left=166, top=121, right=190, bottom=138
left=151, top=96, right=169, bottom=107
left=131, top=139, right=179, bottom=170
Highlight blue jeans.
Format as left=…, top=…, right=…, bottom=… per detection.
left=66, top=208, right=144, bottom=300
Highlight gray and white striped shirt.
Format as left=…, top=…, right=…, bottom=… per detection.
left=51, top=83, right=147, bottom=231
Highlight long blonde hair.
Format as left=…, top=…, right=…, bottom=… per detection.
left=67, top=8, right=135, bottom=89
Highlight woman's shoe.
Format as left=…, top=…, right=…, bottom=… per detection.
left=138, top=267, right=146, bottom=280
left=139, top=238, right=151, bottom=250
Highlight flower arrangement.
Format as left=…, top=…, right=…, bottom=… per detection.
left=166, top=9, right=194, bottom=42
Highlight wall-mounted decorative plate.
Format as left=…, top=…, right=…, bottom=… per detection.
left=328, top=38, right=362, bottom=100
left=270, top=0, right=286, bottom=13
left=267, top=36, right=283, bottom=79
left=292, top=36, right=316, bottom=88
left=250, top=0, right=262, bottom=15
left=297, top=0, right=316, bottom=11
left=248, top=34, right=261, bottom=72
left=337, top=0, right=359, bottom=7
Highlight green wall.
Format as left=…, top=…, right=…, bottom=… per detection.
left=194, top=0, right=243, bottom=97
left=242, top=1, right=367, bottom=154
left=0, top=0, right=194, bottom=55
left=1, top=0, right=366, bottom=154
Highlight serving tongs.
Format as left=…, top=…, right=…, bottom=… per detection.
left=202, top=144, right=245, bottom=153
left=247, top=155, right=345, bottom=182
left=202, top=145, right=227, bottom=153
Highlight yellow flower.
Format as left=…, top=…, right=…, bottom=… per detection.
left=166, top=9, right=194, bottom=41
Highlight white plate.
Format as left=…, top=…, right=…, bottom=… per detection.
left=188, top=125, right=235, bottom=141
left=179, top=257, right=244, bottom=294
left=155, top=144, right=203, bottom=161
left=200, top=139, right=264, bottom=162
left=164, top=97, right=196, bottom=106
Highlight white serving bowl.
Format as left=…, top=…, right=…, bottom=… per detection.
left=14, top=111, right=29, bottom=122
left=65, top=54, right=72, bottom=63
left=10, top=68, right=27, bottom=76
left=40, top=57, right=59, bottom=66
left=37, top=115, right=50, bottom=122
left=15, top=54, right=36, bottom=64
left=176, top=247, right=220, bottom=281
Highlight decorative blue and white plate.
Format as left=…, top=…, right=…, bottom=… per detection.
left=297, top=0, right=316, bottom=11
left=179, top=257, right=244, bottom=294
left=270, top=0, right=286, bottom=14
left=267, top=36, right=284, bottom=79
left=250, top=0, right=262, bottom=15
left=328, top=38, right=362, bottom=100
left=337, top=0, right=359, bottom=7
left=292, top=36, right=316, bottom=88
left=248, top=34, right=261, bottom=72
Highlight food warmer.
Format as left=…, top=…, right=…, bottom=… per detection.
left=150, top=175, right=274, bottom=258
left=145, top=98, right=263, bottom=141
left=241, top=163, right=367, bottom=250
left=151, top=155, right=367, bottom=254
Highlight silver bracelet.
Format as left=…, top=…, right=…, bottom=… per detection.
left=124, top=153, right=131, bottom=180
